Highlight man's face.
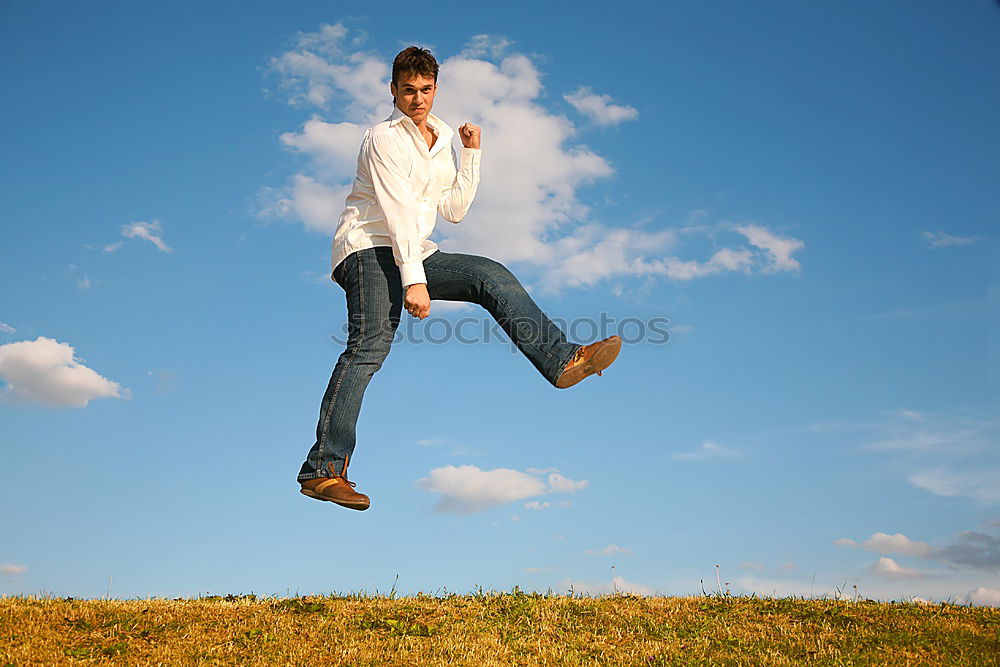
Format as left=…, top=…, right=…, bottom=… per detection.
left=391, top=72, right=437, bottom=125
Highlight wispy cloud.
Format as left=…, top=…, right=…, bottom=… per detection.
left=921, top=230, right=981, bottom=248
left=825, top=408, right=1000, bottom=503
left=863, top=429, right=987, bottom=454
left=907, top=468, right=1000, bottom=504
left=586, top=544, right=632, bottom=557
left=672, top=440, right=741, bottom=461
left=122, top=220, right=173, bottom=253
left=460, top=34, right=512, bottom=60
left=0, top=322, right=14, bottom=335
left=564, top=86, right=638, bottom=126
left=0, top=336, right=129, bottom=408
left=734, top=224, right=804, bottom=273
left=0, top=563, right=27, bottom=577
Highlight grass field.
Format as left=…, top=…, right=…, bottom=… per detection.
left=2, top=591, right=998, bottom=665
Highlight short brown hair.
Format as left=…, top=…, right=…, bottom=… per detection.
left=392, top=46, right=439, bottom=88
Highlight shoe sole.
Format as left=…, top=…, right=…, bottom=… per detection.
left=556, top=336, right=622, bottom=389
left=300, top=487, right=370, bottom=511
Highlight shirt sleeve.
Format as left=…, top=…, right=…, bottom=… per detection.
left=365, top=130, right=427, bottom=288
left=437, top=145, right=481, bottom=223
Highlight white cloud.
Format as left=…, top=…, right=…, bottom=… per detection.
left=417, top=465, right=546, bottom=514
left=564, top=86, right=638, bottom=126
left=738, top=561, right=765, bottom=571
left=546, top=472, right=588, bottom=493
left=280, top=117, right=368, bottom=176
left=266, top=23, right=388, bottom=115
left=76, top=275, right=93, bottom=290
left=0, top=322, right=14, bottom=334
left=460, top=34, right=512, bottom=60
left=672, top=440, right=741, bottom=461
left=524, top=501, right=550, bottom=511
left=264, top=173, right=348, bottom=236
left=908, top=468, right=1000, bottom=503
left=261, top=24, right=804, bottom=295
left=103, top=241, right=123, bottom=252
left=869, top=557, right=921, bottom=580
left=921, top=230, right=980, bottom=248
left=862, top=532, right=934, bottom=558
left=586, top=544, right=631, bottom=557
left=834, top=538, right=858, bottom=548
left=122, top=220, right=173, bottom=253
left=0, top=336, right=129, bottom=408
left=417, top=465, right=586, bottom=514
left=965, top=586, right=1000, bottom=606
left=779, top=561, right=796, bottom=572
left=734, top=224, right=804, bottom=273
left=0, top=563, right=26, bottom=576
left=415, top=438, right=445, bottom=447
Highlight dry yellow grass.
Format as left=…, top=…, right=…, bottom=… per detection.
left=2, top=592, right=998, bottom=665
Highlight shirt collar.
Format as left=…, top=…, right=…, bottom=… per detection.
left=388, top=105, right=453, bottom=147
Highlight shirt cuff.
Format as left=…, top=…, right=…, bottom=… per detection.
left=400, top=260, right=427, bottom=288
left=459, top=146, right=481, bottom=171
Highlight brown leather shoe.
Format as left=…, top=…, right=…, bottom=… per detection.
left=555, top=335, right=622, bottom=389
left=300, top=455, right=370, bottom=511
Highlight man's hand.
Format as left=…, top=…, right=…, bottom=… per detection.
left=459, top=122, right=481, bottom=149
left=404, top=283, right=431, bottom=319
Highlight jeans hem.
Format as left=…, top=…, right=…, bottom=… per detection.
left=551, top=342, right=585, bottom=387
left=297, top=471, right=334, bottom=482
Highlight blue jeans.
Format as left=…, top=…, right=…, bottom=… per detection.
left=297, top=246, right=583, bottom=480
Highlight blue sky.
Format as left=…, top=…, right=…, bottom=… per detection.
left=1, top=0, right=998, bottom=604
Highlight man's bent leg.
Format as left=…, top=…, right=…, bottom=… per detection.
left=298, top=247, right=403, bottom=481
left=424, top=250, right=582, bottom=387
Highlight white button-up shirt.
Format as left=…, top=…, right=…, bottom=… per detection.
left=330, top=104, right=482, bottom=289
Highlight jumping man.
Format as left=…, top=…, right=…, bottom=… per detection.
left=297, top=46, right=622, bottom=511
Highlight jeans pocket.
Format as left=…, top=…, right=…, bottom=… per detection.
left=333, top=252, right=357, bottom=288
